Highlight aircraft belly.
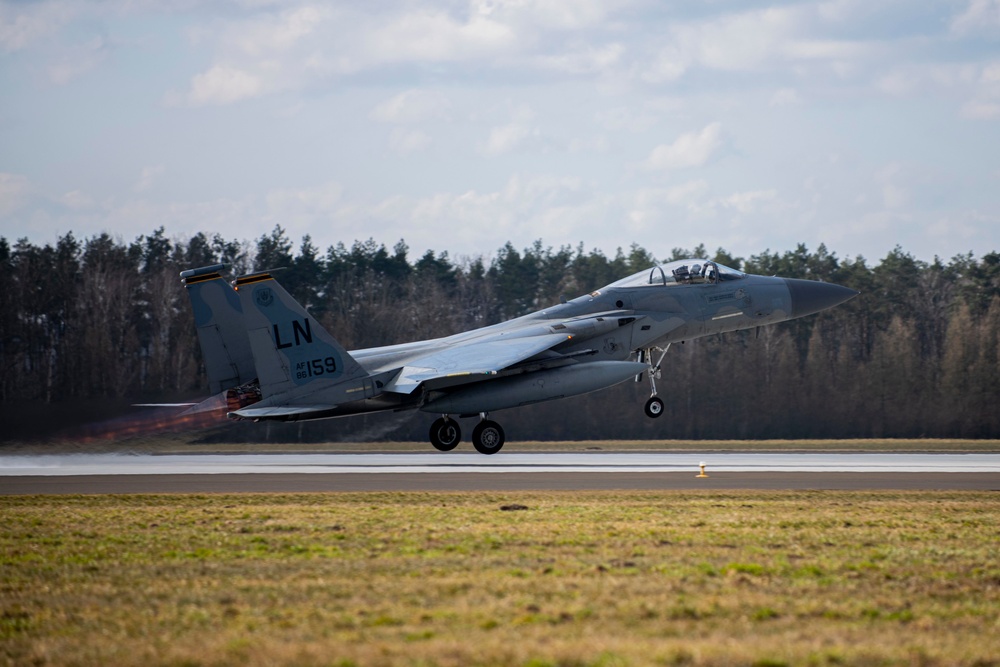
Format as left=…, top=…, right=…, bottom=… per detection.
left=421, top=361, right=647, bottom=414
left=232, top=393, right=417, bottom=422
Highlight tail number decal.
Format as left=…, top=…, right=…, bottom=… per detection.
left=274, top=319, right=313, bottom=349
left=296, top=357, right=338, bottom=380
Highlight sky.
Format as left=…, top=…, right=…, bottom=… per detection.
left=1, top=0, right=999, bottom=267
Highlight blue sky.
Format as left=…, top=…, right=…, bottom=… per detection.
left=2, top=0, right=999, bottom=265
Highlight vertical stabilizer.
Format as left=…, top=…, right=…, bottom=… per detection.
left=180, top=264, right=256, bottom=394
left=233, top=271, right=368, bottom=400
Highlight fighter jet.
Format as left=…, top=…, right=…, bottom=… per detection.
left=180, top=258, right=858, bottom=454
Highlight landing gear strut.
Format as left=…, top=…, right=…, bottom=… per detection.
left=429, top=416, right=461, bottom=451
left=472, top=414, right=505, bottom=455
left=638, top=344, right=670, bottom=419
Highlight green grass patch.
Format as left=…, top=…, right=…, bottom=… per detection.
left=2, top=491, right=999, bottom=666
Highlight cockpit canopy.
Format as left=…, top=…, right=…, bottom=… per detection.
left=606, top=259, right=745, bottom=289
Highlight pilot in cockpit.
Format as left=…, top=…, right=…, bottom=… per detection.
left=671, top=262, right=717, bottom=285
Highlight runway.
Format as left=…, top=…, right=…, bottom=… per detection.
left=2, top=451, right=998, bottom=493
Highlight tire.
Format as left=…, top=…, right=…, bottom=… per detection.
left=644, top=396, right=665, bottom=419
left=429, top=417, right=461, bottom=451
left=472, top=420, right=505, bottom=455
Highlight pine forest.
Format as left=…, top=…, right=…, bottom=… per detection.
left=2, top=226, right=999, bottom=443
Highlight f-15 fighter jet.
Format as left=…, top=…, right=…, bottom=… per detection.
left=180, top=258, right=857, bottom=454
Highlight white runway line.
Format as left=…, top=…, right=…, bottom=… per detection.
left=2, top=452, right=999, bottom=476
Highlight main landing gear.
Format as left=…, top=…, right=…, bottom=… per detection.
left=637, top=344, right=670, bottom=419
left=429, top=416, right=461, bottom=451
left=429, top=414, right=506, bottom=455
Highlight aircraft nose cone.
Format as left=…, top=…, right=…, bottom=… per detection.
left=784, top=279, right=860, bottom=318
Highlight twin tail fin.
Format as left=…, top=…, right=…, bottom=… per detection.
left=233, top=271, right=369, bottom=400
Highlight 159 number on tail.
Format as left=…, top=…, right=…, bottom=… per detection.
left=295, top=357, right=338, bottom=380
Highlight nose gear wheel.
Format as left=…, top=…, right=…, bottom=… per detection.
left=644, top=396, right=665, bottom=418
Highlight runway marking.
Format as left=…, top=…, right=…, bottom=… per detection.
left=3, top=452, right=999, bottom=476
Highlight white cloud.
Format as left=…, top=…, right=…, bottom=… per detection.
left=674, top=8, right=801, bottom=71
left=625, top=181, right=716, bottom=231
left=134, top=166, right=165, bottom=194
left=961, top=61, right=1000, bottom=118
left=640, top=45, right=689, bottom=83
left=177, top=6, right=341, bottom=106
left=221, top=5, right=329, bottom=57
left=473, top=0, right=617, bottom=31
left=168, top=2, right=878, bottom=109
left=47, top=35, right=109, bottom=85
left=722, top=189, right=778, bottom=214
left=5, top=1, right=1000, bottom=267
left=0, top=1, right=73, bottom=52
left=0, top=173, right=31, bottom=216
left=950, top=0, right=1000, bottom=35
left=680, top=8, right=856, bottom=71
left=567, top=135, right=609, bottom=154
left=392, top=172, right=608, bottom=249
left=926, top=214, right=981, bottom=242
left=177, top=5, right=519, bottom=106
left=876, top=69, right=921, bottom=96
left=265, top=181, right=343, bottom=219
left=638, top=5, right=875, bottom=85
left=60, top=190, right=95, bottom=210
left=185, top=65, right=266, bottom=106
left=483, top=123, right=532, bottom=156
left=769, top=88, right=802, bottom=106
left=876, top=163, right=910, bottom=210
left=371, top=90, right=452, bottom=124
left=645, top=123, right=725, bottom=171
left=537, top=43, right=624, bottom=76
left=481, top=105, right=538, bottom=156
left=367, top=12, right=516, bottom=65
left=388, top=128, right=432, bottom=154
left=962, top=100, right=1000, bottom=119
left=597, top=105, right=666, bottom=133
left=665, top=180, right=710, bottom=205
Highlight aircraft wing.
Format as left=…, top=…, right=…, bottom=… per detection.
left=383, top=332, right=573, bottom=395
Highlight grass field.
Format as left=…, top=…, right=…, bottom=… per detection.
left=2, top=491, right=999, bottom=666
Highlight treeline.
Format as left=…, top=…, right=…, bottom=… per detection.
left=1, top=226, right=998, bottom=441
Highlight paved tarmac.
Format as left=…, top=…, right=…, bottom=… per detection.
left=2, top=452, right=998, bottom=494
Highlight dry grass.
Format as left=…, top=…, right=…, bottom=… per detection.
left=3, top=491, right=999, bottom=666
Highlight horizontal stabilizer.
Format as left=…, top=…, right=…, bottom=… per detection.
left=180, top=392, right=229, bottom=416
left=132, top=403, right=198, bottom=408
left=231, top=404, right=333, bottom=419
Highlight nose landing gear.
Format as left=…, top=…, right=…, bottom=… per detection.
left=638, top=344, right=670, bottom=419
